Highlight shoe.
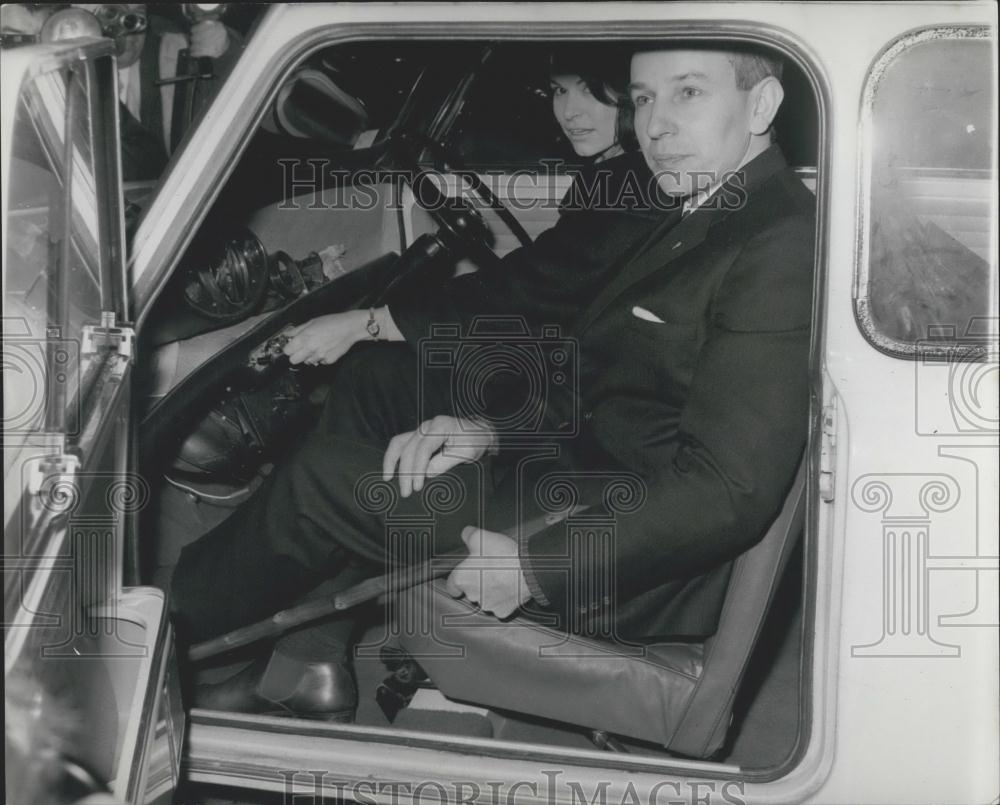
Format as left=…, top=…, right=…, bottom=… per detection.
left=194, top=652, right=357, bottom=722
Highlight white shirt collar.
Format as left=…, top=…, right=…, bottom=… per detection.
left=681, top=140, right=758, bottom=216
left=682, top=183, right=720, bottom=216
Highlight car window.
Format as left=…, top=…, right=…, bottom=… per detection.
left=448, top=45, right=582, bottom=172
left=4, top=67, right=108, bottom=440
left=4, top=61, right=121, bottom=437
left=209, top=41, right=483, bottom=217
left=857, top=29, right=997, bottom=357
left=263, top=42, right=439, bottom=147
left=446, top=42, right=820, bottom=175
left=6, top=68, right=107, bottom=330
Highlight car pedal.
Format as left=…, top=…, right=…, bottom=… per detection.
left=376, top=646, right=432, bottom=722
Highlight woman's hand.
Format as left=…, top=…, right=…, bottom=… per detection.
left=283, top=311, right=367, bottom=366
left=382, top=416, right=497, bottom=497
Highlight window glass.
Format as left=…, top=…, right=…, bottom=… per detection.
left=218, top=41, right=482, bottom=216
left=4, top=65, right=106, bottom=436
left=860, top=32, right=997, bottom=355
left=265, top=42, right=434, bottom=146
left=450, top=43, right=818, bottom=174
left=6, top=67, right=106, bottom=333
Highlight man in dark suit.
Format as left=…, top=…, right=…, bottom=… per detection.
left=171, top=45, right=814, bottom=718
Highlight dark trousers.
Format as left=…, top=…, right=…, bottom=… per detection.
left=168, top=343, right=692, bottom=649
left=170, top=343, right=500, bottom=646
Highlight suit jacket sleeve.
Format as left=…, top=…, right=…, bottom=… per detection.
left=386, top=219, right=581, bottom=343
left=385, top=155, right=662, bottom=345
left=521, top=212, right=815, bottom=617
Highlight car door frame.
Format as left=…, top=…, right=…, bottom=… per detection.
left=3, top=37, right=184, bottom=804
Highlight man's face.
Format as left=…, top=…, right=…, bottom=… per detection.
left=630, top=50, right=756, bottom=197
left=74, top=4, right=146, bottom=67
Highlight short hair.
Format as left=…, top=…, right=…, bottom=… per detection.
left=630, top=42, right=785, bottom=91
left=728, top=50, right=785, bottom=90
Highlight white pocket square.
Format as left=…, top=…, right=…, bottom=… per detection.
left=632, top=305, right=665, bottom=324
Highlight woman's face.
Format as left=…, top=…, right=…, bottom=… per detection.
left=550, top=74, right=619, bottom=158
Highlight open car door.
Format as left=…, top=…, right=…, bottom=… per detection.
left=3, top=39, right=183, bottom=805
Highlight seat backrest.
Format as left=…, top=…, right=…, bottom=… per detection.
left=395, top=458, right=807, bottom=755
left=664, top=458, right=807, bottom=758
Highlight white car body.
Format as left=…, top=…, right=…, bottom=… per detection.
left=4, top=3, right=998, bottom=804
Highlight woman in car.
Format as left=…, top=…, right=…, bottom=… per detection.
left=547, top=46, right=637, bottom=165
left=282, top=45, right=664, bottom=367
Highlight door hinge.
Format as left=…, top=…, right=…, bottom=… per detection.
left=28, top=451, right=81, bottom=531
left=28, top=451, right=79, bottom=494
left=819, top=400, right=837, bottom=503
left=82, top=313, right=134, bottom=360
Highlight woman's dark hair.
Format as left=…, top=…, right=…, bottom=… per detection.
left=548, top=46, right=638, bottom=152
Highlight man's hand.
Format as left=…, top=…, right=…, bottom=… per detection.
left=382, top=416, right=496, bottom=497
left=445, top=526, right=532, bottom=618
left=188, top=20, right=229, bottom=59
left=283, top=311, right=366, bottom=366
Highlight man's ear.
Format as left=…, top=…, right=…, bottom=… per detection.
left=748, top=76, right=784, bottom=136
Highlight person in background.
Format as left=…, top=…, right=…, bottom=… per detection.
left=72, top=3, right=243, bottom=180
left=2, top=4, right=243, bottom=180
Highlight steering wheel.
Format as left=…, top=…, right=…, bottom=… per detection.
left=388, top=129, right=533, bottom=258
left=181, top=226, right=270, bottom=322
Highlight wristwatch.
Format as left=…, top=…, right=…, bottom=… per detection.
left=366, top=307, right=381, bottom=340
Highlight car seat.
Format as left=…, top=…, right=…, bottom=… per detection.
left=395, top=458, right=807, bottom=758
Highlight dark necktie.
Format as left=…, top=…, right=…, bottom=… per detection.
left=627, top=202, right=687, bottom=265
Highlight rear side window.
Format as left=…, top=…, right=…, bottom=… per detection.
left=856, top=28, right=997, bottom=358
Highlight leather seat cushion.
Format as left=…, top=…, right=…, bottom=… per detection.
left=398, top=580, right=704, bottom=745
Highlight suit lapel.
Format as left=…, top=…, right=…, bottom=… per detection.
left=573, top=146, right=790, bottom=336
left=574, top=208, right=716, bottom=335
